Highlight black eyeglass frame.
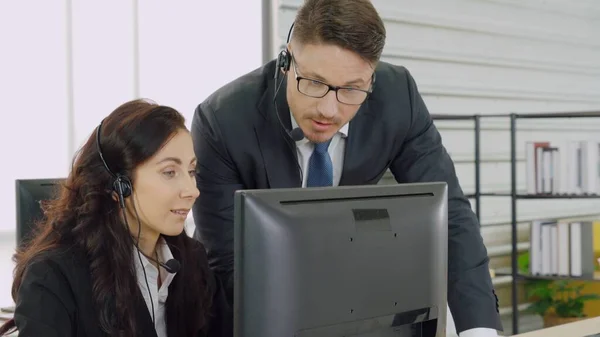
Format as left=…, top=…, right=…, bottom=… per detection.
left=290, top=54, right=375, bottom=105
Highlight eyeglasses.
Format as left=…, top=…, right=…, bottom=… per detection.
left=291, top=56, right=373, bottom=105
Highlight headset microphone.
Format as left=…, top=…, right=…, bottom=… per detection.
left=273, top=78, right=304, bottom=143
left=133, top=246, right=181, bottom=273
left=144, top=256, right=181, bottom=274
left=163, top=259, right=181, bottom=273
left=290, top=127, right=305, bottom=141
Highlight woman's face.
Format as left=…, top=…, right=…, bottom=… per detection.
left=126, top=129, right=199, bottom=239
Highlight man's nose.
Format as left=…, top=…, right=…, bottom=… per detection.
left=317, top=91, right=340, bottom=119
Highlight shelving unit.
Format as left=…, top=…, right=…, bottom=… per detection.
left=431, top=114, right=482, bottom=221
left=505, top=111, right=600, bottom=334
left=430, top=111, right=600, bottom=335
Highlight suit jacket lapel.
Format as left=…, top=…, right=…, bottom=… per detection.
left=255, top=75, right=302, bottom=188
left=133, top=288, right=159, bottom=337
left=339, top=99, right=376, bottom=185
left=81, top=274, right=157, bottom=337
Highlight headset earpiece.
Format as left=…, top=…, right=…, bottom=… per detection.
left=277, top=48, right=291, bottom=72
left=114, top=175, right=132, bottom=198
left=113, top=175, right=132, bottom=209
left=274, top=48, right=291, bottom=80
left=274, top=22, right=295, bottom=80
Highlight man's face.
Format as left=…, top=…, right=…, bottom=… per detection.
left=285, top=42, right=374, bottom=143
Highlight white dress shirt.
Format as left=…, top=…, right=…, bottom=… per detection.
left=458, top=328, right=498, bottom=337
left=290, top=114, right=498, bottom=337
left=134, top=238, right=177, bottom=337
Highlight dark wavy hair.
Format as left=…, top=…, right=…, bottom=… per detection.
left=0, top=99, right=213, bottom=337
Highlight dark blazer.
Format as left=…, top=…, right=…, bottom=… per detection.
left=10, top=238, right=232, bottom=337
left=191, top=59, right=502, bottom=334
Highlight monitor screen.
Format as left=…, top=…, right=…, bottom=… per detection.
left=233, top=182, right=448, bottom=337
left=15, top=178, right=64, bottom=248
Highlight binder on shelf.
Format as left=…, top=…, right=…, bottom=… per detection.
left=529, top=219, right=600, bottom=279
left=525, top=140, right=600, bottom=196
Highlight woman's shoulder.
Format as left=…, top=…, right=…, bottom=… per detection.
left=14, top=246, right=91, bottom=332
left=24, top=245, right=88, bottom=282
left=17, top=246, right=86, bottom=308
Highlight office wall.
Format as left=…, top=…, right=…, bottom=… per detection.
left=0, top=0, right=262, bottom=306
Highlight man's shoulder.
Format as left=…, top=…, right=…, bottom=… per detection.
left=195, top=60, right=276, bottom=122
left=373, top=61, right=412, bottom=90
left=367, top=61, right=418, bottom=117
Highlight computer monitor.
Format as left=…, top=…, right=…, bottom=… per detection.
left=233, top=182, right=448, bottom=337
left=15, top=178, right=64, bottom=248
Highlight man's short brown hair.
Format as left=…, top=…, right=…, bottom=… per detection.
left=291, top=0, right=386, bottom=64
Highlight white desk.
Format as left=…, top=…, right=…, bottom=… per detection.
left=511, top=316, right=600, bottom=337
left=0, top=233, right=16, bottom=308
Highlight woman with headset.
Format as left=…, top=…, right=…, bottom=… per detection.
left=0, top=99, right=232, bottom=337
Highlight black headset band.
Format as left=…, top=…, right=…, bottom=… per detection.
left=96, top=119, right=132, bottom=205
left=96, top=119, right=117, bottom=179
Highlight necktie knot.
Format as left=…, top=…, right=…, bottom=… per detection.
left=313, top=139, right=331, bottom=154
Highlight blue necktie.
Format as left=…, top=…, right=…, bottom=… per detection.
left=306, top=139, right=333, bottom=187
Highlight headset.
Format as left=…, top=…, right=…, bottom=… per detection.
left=274, top=23, right=294, bottom=85
left=273, top=23, right=303, bottom=139
left=95, top=119, right=180, bottom=325
left=95, top=120, right=132, bottom=209
left=273, top=23, right=305, bottom=183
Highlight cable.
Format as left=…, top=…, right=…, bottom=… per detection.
left=273, top=64, right=304, bottom=182
left=121, top=204, right=156, bottom=325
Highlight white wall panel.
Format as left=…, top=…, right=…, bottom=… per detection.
left=392, top=58, right=599, bottom=104
left=71, top=0, right=136, bottom=151
left=137, top=0, right=263, bottom=128
left=481, top=0, right=600, bottom=22
left=0, top=0, right=70, bottom=307
left=0, top=4, right=71, bottom=226
left=423, top=96, right=600, bottom=115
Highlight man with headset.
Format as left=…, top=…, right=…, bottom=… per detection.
left=191, top=0, right=501, bottom=336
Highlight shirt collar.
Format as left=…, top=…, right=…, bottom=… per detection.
left=290, top=112, right=349, bottom=143
left=133, top=237, right=177, bottom=280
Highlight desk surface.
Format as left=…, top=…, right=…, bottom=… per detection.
left=512, top=316, right=600, bottom=337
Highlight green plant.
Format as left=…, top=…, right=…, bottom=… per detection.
left=524, top=279, right=600, bottom=317
left=517, top=252, right=600, bottom=318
